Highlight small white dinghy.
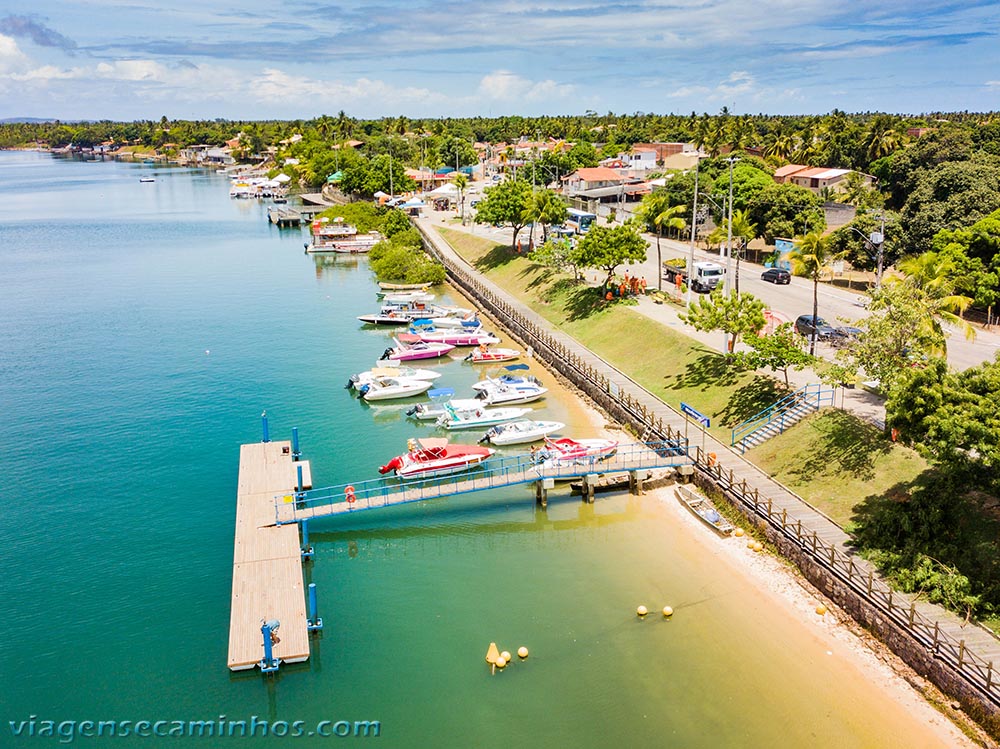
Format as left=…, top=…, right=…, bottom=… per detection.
left=480, top=419, right=565, bottom=446
left=358, top=377, right=433, bottom=401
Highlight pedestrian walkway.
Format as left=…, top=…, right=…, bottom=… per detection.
left=414, top=215, right=1000, bottom=704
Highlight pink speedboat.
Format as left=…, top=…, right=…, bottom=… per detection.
left=399, top=329, right=501, bottom=347
left=378, top=438, right=494, bottom=479
left=542, top=437, right=618, bottom=461
left=381, top=337, right=455, bottom=362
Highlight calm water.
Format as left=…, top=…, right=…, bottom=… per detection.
left=0, top=152, right=944, bottom=748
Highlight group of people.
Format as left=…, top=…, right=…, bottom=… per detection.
left=603, top=271, right=647, bottom=300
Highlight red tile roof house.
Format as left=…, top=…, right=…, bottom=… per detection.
left=773, top=164, right=873, bottom=193
left=562, top=167, right=627, bottom=196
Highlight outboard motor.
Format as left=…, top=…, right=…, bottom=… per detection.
left=379, top=347, right=394, bottom=360
left=358, top=383, right=370, bottom=396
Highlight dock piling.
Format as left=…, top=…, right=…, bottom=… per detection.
left=292, top=427, right=300, bottom=460
left=301, top=519, right=314, bottom=561
left=259, top=620, right=281, bottom=674
left=307, top=583, right=324, bottom=632
left=261, top=411, right=270, bottom=443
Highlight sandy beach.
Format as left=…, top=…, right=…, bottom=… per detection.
left=445, top=273, right=989, bottom=748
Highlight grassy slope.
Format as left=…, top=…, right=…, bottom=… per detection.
left=437, top=226, right=929, bottom=525
left=746, top=410, right=927, bottom=530
left=438, top=227, right=783, bottom=441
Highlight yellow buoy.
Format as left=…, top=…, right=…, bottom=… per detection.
left=501, top=651, right=512, bottom=663
left=496, top=656, right=507, bottom=668
left=636, top=605, right=648, bottom=617
left=734, top=528, right=745, bottom=537
left=816, top=605, right=828, bottom=616
left=754, top=541, right=764, bottom=552
left=747, top=539, right=756, bottom=549
left=517, top=646, right=529, bottom=659
left=485, top=642, right=500, bottom=665
left=662, top=606, right=673, bottom=617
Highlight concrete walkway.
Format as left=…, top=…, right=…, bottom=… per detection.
left=415, top=213, right=1000, bottom=682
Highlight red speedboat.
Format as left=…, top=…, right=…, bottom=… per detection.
left=379, top=438, right=495, bottom=479
left=542, top=437, right=618, bottom=461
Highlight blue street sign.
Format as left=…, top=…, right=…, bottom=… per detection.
left=680, top=402, right=710, bottom=428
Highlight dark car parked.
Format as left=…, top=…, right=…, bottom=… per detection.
left=794, top=314, right=836, bottom=339
left=761, top=268, right=791, bottom=284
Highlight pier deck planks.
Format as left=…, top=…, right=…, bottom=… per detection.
left=227, top=441, right=311, bottom=671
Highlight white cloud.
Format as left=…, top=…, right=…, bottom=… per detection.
left=477, top=70, right=574, bottom=101
left=0, top=33, right=29, bottom=74
left=987, top=80, right=1000, bottom=89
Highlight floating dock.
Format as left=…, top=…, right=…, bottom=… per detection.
left=267, top=207, right=302, bottom=227
left=227, top=440, right=313, bottom=671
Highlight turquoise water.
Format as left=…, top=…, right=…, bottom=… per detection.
left=0, top=152, right=947, bottom=748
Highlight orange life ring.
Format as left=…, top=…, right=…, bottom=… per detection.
left=706, top=453, right=718, bottom=467
left=345, top=485, right=356, bottom=503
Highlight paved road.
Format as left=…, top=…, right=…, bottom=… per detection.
left=629, top=234, right=1000, bottom=373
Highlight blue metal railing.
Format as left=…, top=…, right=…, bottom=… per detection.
left=274, top=439, right=690, bottom=524
left=730, top=383, right=834, bottom=453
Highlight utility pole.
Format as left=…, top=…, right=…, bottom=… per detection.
left=687, top=156, right=699, bottom=302
left=874, top=212, right=886, bottom=289
left=724, top=156, right=739, bottom=295
left=389, top=142, right=394, bottom=198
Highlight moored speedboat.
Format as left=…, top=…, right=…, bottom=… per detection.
left=435, top=404, right=533, bottom=430
left=378, top=438, right=494, bottom=479
left=381, top=338, right=455, bottom=362
left=406, top=389, right=483, bottom=420
left=541, top=437, right=618, bottom=461
left=399, top=329, right=501, bottom=347
left=349, top=366, right=442, bottom=390
left=465, top=346, right=520, bottom=363
left=358, top=377, right=433, bottom=401
left=480, top=419, right=565, bottom=446
left=474, top=377, right=547, bottom=405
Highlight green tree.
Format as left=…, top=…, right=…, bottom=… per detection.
left=522, top=188, right=568, bottom=246
left=474, top=179, right=533, bottom=247
left=681, top=289, right=766, bottom=353
left=720, top=208, right=757, bottom=292
left=786, top=231, right=843, bottom=355
left=747, top=183, right=825, bottom=244
left=636, top=193, right=686, bottom=291
left=568, top=224, right=647, bottom=286
left=894, top=251, right=976, bottom=342
left=735, top=323, right=813, bottom=386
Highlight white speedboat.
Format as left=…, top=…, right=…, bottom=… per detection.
left=474, top=377, right=547, bottom=405
left=349, top=366, right=442, bottom=390
left=358, top=377, right=433, bottom=401
left=436, top=404, right=533, bottom=430
left=380, top=338, right=455, bottom=362
left=480, top=420, right=565, bottom=446
left=538, top=437, right=618, bottom=462
left=406, top=389, right=484, bottom=420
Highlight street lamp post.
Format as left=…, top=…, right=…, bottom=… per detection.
left=847, top=215, right=886, bottom=290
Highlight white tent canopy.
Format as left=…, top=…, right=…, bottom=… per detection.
left=427, top=183, right=459, bottom=196
left=373, top=190, right=389, bottom=198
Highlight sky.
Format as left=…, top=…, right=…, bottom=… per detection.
left=1, top=1, right=999, bottom=121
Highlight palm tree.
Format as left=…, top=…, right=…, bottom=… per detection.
left=453, top=172, right=469, bottom=222
left=521, top=189, right=567, bottom=248
left=894, top=251, right=976, bottom=346
left=637, top=194, right=686, bottom=290
left=786, top=231, right=843, bottom=355
left=721, top=209, right=757, bottom=293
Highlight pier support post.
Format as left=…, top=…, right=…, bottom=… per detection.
left=628, top=470, right=644, bottom=496
left=292, top=427, right=300, bottom=460
left=300, top=520, right=314, bottom=561
left=295, top=465, right=306, bottom=508
left=261, top=411, right=270, bottom=443
left=307, top=583, right=324, bottom=632
left=259, top=620, right=281, bottom=674
left=535, top=481, right=548, bottom=509
left=583, top=473, right=597, bottom=504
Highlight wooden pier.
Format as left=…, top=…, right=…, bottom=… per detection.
left=267, top=207, right=302, bottom=227
left=227, top=440, right=314, bottom=671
